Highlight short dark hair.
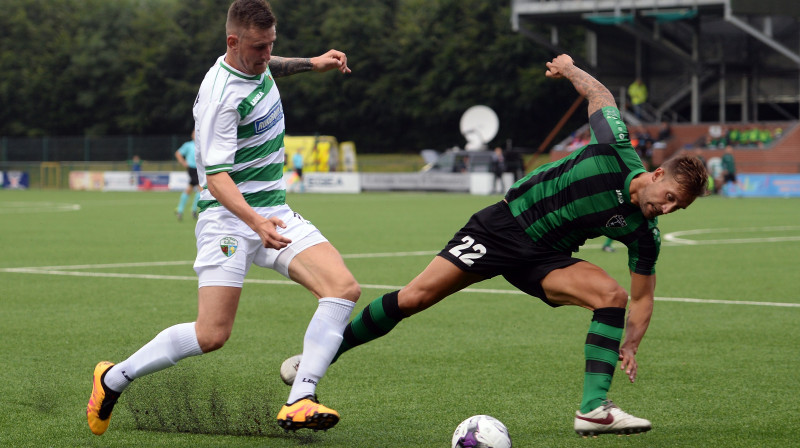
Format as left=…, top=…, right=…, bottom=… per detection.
left=226, top=0, right=276, bottom=34
left=661, top=154, right=709, bottom=198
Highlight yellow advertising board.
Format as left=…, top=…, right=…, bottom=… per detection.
left=283, top=135, right=357, bottom=173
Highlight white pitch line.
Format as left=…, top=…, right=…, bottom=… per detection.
left=8, top=252, right=439, bottom=272
left=3, top=225, right=799, bottom=308
left=654, top=297, right=800, bottom=308
left=663, top=236, right=800, bottom=245
left=663, top=226, right=800, bottom=245
left=343, top=250, right=438, bottom=259
left=0, top=202, right=81, bottom=214
left=3, top=266, right=798, bottom=308
left=25, top=261, right=195, bottom=270
left=1, top=268, right=199, bottom=282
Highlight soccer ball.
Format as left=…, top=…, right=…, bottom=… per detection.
left=279, top=354, right=302, bottom=386
left=452, top=415, right=512, bottom=448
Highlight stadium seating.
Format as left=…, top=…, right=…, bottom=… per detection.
left=551, top=121, right=800, bottom=174
left=648, top=122, right=800, bottom=173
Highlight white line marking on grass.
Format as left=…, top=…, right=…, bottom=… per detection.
left=26, top=261, right=194, bottom=270
left=0, top=202, right=81, bottom=214
left=4, top=225, right=799, bottom=309
left=454, top=288, right=800, bottom=307
left=653, top=297, right=800, bottom=308
left=664, top=226, right=800, bottom=245
left=2, top=268, right=199, bottom=282
left=343, top=251, right=438, bottom=259
left=3, top=265, right=798, bottom=308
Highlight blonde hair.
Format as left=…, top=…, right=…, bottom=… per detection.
left=661, top=154, right=709, bottom=198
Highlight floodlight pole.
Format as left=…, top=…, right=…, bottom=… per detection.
left=527, top=95, right=585, bottom=171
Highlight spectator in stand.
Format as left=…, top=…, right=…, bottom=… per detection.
left=630, top=126, right=651, bottom=166
left=714, top=124, right=780, bottom=149
left=453, top=155, right=470, bottom=173
left=566, top=130, right=591, bottom=151
left=693, top=147, right=706, bottom=167
left=708, top=125, right=726, bottom=148
left=720, top=145, right=737, bottom=195
left=130, top=155, right=142, bottom=172
left=640, top=139, right=654, bottom=170
left=718, top=126, right=731, bottom=148
left=491, top=147, right=506, bottom=194
left=631, top=126, right=652, bottom=146
left=757, top=126, right=773, bottom=148
left=656, top=121, right=672, bottom=143
left=692, top=147, right=716, bottom=194
left=745, top=126, right=754, bottom=146
left=628, top=78, right=648, bottom=119
left=725, top=127, right=738, bottom=147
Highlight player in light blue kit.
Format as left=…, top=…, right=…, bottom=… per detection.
left=174, top=130, right=201, bottom=220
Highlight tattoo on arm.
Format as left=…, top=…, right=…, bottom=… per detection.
left=268, top=57, right=313, bottom=78
left=564, top=65, right=616, bottom=117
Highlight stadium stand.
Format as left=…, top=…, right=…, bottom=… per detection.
left=551, top=121, right=800, bottom=173
left=650, top=121, right=800, bottom=173
left=511, top=0, right=800, bottom=125
left=513, top=0, right=800, bottom=174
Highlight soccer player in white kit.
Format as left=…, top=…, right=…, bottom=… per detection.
left=87, top=0, right=358, bottom=435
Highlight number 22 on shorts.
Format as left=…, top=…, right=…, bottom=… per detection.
left=448, top=236, right=486, bottom=266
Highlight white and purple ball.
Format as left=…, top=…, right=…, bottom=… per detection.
left=452, top=414, right=512, bottom=448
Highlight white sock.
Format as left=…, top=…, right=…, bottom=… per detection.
left=104, top=322, right=203, bottom=393
left=287, top=297, right=355, bottom=403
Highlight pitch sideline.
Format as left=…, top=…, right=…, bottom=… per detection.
left=2, top=226, right=798, bottom=308
left=2, top=266, right=797, bottom=308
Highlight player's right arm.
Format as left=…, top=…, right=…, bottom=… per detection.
left=205, top=172, right=291, bottom=250
left=545, top=54, right=616, bottom=118
left=619, top=272, right=656, bottom=383
left=174, top=148, right=188, bottom=168
left=197, top=101, right=290, bottom=250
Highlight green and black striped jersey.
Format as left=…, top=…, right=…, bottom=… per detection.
left=505, top=107, right=660, bottom=275
left=193, top=55, right=287, bottom=217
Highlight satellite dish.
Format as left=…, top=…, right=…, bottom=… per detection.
left=459, top=105, right=499, bottom=151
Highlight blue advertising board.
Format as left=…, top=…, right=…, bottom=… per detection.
left=728, top=174, right=800, bottom=197
left=1, top=171, right=30, bottom=189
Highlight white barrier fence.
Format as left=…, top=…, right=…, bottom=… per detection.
left=69, top=170, right=517, bottom=195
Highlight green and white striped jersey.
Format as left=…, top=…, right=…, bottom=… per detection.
left=505, top=107, right=661, bottom=275
left=194, top=55, right=287, bottom=218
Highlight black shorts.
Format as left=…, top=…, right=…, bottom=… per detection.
left=438, top=201, right=582, bottom=307
left=187, top=167, right=199, bottom=186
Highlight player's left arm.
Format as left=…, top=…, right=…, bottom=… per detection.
left=269, top=49, right=351, bottom=78
left=619, top=272, right=656, bottom=383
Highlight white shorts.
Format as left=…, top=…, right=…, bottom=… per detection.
left=193, top=204, right=328, bottom=287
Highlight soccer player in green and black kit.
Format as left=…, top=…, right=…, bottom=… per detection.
left=283, top=54, right=708, bottom=437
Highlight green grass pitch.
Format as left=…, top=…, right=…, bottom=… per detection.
left=1, top=189, right=798, bottom=447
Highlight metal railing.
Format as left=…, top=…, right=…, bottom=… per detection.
left=0, top=135, right=189, bottom=163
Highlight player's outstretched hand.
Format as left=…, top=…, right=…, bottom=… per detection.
left=618, top=346, right=638, bottom=383
left=545, top=54, right=574, bottom=79
left=255, top=217, right=291, bottom=250
left=311, top=49, right=351, bottom=74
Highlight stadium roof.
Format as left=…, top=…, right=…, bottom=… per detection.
left=510, top=0, right=800, bottom=123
